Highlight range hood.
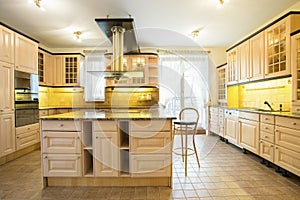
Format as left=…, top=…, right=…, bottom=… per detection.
left=95, top=18, right=143, bottom=80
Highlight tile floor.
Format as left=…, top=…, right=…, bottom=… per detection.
left=0, top=134, right=300, bottom=200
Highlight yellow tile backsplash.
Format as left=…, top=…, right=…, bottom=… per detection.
left=227, top=77, right=291, bottom=111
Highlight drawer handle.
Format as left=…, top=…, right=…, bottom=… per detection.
left=44, top=156, right=47, bottom=159
left=0, top=110, right=3, bottom=112
left=264, top=118, right=268, bottom=120
left=96, top=136, right=99, bottom=139
left=297, top=108, right=300, bottom=111
left=264, top=136, right=268, bottom=138
left=292, top=122, right=297, bottom=126
left=60, top=124, right=64, bottom=127
left=27, top=128, right=31, bottom=130
left=270, top=145, right=273, bottom=147
left=265, top=127, right=268, bottom=130
left=77, top=156, right=80, bottom=159
left=275, top=147, right=278, bottom=149
left=260, top=141, right=263, bottom=143
left=43, top=136, right=47, bottom=138
left=77, top=136, right=80, bottom=139
left=16, top=136, right=19, bottom=139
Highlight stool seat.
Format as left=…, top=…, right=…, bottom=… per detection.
left=174, top=121, right=197, bottom=125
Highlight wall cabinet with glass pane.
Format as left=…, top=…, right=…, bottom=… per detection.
left=291, top=31, right=300, bottom=113
left=217, top=64, right=227, bottom=106
left=38, top=49, right=53, bottom=86
left=227, top=48, right=238, bottom=85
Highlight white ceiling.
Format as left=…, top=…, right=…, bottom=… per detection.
left=0, top=0, right=299, bottom=50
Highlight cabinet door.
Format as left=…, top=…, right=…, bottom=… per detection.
left=225, top=117, right=238, bottom=144
left=44, top=52, right=53, bottom=85
left=238, top=41, right=250, bottom=83
left=275, top=126, right=300, bottom=153
left=0, top=25, right=14, bottom=64
left=16, top=129, right=39, bottom=150
left=0, top=61, right=14, bottom=113
left=53, top=55, right=63, bottom=86
left=259, top=140, right=274, bottom=162
left=130, top=154, right=171, bottom=177
left=274, top=145, right=300, bottom=177
left=239, top=118, right=259, bottom=154
left=227, top=48, right=238, bottom=85
left=43, top=154, right=82, bottom=177
left=63, top=55, right=82, bottom=86
left=264, top=17, right=291, bottom=78
left=38, top=51, right=45, bottom=85
left=42, top=131, right=81, bottom=154
left=0, top=113, right=15, bottom=157
left=250, top=32, right=264, bottom=81
left=15, top=33, right=38, bottom=74
left=292, top=32, right=300, bottom=103
left=94, top=131, right=118, bottom=177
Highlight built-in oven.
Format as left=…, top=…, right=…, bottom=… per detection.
left=14, top=71, right=39, bottom=127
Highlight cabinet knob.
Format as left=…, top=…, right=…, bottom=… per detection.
left=27, top=128, right=30, bottom=130
left=60, top=124, right=64, bottom=127
left=77, top=136, right=80, bottom=139
left=275, top=147, right=278, bottom=149
left=96, top=136, right=98, bottom=139
left=44, top=156, right=47, bottom=159
left=16, top=136, right=19, bottom=139
left=43, top=136, right=47, bottom=138
left=265, top=127, right=268, bottom=130
left=260, top=141, right=263, bottom=143
left=292, top=122, right=297, bottom=126
left=297, top=108, right=300, bottom=111
left=11, top=109, right=14, bottom=111
left=264, top=118, right=268, bottom=120
left=270, top=145, right=273, bottom=147
left=0, top=110, right=3, bottom=112
left=77, top=156, right=80, bottom=159
left=264, top=136, right=268, bottom=138
left=16, top=66, right=19, bottom=68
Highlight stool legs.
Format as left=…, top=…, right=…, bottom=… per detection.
left=185, top=127, right=188, bottom=176
left=193, top=135, right=200, bottom=168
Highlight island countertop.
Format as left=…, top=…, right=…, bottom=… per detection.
left=40, top=108, right=176, bottom=120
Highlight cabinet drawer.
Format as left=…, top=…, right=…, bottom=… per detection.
left=42, top=120, right=82, bottom=131
left=130, top=154, right=171, bottom=177
left=210, top=107, right=219, bottom=114
left=276, top=116, right=300, bottom=130
left=260, top=123, right=274, bottom=134
left=42, top=131, right=81, bottom=153
left=130, top=132, right=171, bottom=153
left=259, top=140, right=274, bottom=162
left=16, top=129, right=39, bottom=150
left=275, top=126, right=300, bottom=153
left=43, top=154, right=82, bottom=177
left=131, top=120, right=171, bottom=132
left=39, top=110, right=49, bottom=117
left=274, top=145, right=300, bottom=177
left=93, top=120, right=118, bottom=132
left=239, top=111, right=259, bottom=121
left=260, top=131, right=274, bottom=143
left=16, top=123, right=39, bottom=134
left=260, top=114, right=275, bottom=124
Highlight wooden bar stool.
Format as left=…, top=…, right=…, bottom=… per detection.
left=173, top=107, right=200, bottom=176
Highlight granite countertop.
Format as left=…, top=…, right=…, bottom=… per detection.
left=210, top=106, right=300, bottom=119
left=40, top=108, right=176, bottom=120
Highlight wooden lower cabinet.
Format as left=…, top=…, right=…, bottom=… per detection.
left=274, top=145, right=300, bottom=176
left=275, top=126, right=300, bottom=153
left=225, top=117, right=239, bottom=144
left=16, top=123, right=39, bottom=150
left=239, top=118, right=259, bottom=154
left=0, top=113, right=15, bottom=157
left=43, top=154, right=82, bottom=177
left=130, top=154, right=171, bottom=177
left=94, top=131, right=119, bottom=177
left=259, top=140, right=274, bottom=162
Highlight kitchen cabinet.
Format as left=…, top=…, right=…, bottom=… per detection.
left=274, top=116, right=300, bottom=176
left=259, top=114, right=275, bottom=162
left=249, top=32, right=265, bottom=81
left=238, top=112, right=260, bottom=154
left=38, top=49, right=53, bottom=86
left=209, top=107, right=219, bottom=135
left=217, top=64, right=227, bottom=106
left=291, top=31, right=300, bottom=113
left=93, top=120, right=119, bottom=177
left=41, top=120, right=82, bottom=177
left=238, top=41, right=250, bottom=83
left=15, top=33, right=38, bottom=74
left=0, top=61, right=14, bottom=113
left=0, top=113, right=15, bottom=157
left=105, top=54, right=159, bottom=87
left=53, top=55, right=83, bottom=86
left=224, top=109, right=239, bottom=144
left=227, top=48, right=238, bottom=85
left=0, top=24, right=14, bottom=64
left=16, top=123, right=39, bottom=151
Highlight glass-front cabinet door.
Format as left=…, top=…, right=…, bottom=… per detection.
left=227, top=47, right=238, bottom=85
left=265, top=17, right=291, bottom=78
left=291, top=32, right=300, bottom=113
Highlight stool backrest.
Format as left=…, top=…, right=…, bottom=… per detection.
left=179, top=107, right=199, bottom=131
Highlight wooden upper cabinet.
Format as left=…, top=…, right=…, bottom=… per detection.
left=15, top=33, right=38, bottom=74
left=0, top=61, right=14, bottom=113
left=249, top=32, right=264, bottom=81
left=227, top=48, right=238, bottom=85
left=38, top=50, right=54, bottom=86
left=238, top=41, right=250, bottom=83
left=291, top=32, right=300, bottom=109
left=0, top=25, right=14, bottom=64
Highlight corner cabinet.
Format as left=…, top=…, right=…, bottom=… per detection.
left=0, top=25, right=14, bottom=64
left=53, top=55, right=83, bottom=86
left=15, top=33, right=38, bottom=74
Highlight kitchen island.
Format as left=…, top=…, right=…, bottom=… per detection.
left=40, top=109, right=176, bottom=187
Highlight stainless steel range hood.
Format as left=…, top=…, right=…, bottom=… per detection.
left=95, top=18, right=143, bottom=80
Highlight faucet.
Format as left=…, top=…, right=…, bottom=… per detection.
left=264, top=101, right=274, bottom=111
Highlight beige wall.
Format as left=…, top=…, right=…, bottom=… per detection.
left=206, top=47, right=227, bottom=67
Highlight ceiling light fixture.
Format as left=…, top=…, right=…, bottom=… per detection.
left=32, top=0, right=45, bottom=10
left=191, top=30, right=200, bottom=40
left=217, top=0, right=229, bottom=9
left=73, top=31, right=82, bottom=42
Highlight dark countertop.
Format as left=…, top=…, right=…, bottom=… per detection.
left=40, top=108, right=176, bottom=120
left=210, top=106, right=300, bottom=119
